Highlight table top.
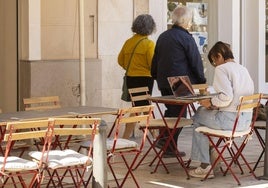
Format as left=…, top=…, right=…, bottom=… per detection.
left=148, top=95, right=206, bottom=105
left=0, top=106, right=118, bottom=125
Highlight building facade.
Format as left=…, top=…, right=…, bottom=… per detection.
left=0, top=0, right=266, bottom=112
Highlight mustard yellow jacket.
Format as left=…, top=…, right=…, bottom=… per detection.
left=118, top=34, right=155, bottom=77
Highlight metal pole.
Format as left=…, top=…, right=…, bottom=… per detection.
left=259, top=105, right=268, bottom=180
left=92, top=120, right=108, bottom=188
left=78, top=0, right=86, bottom=106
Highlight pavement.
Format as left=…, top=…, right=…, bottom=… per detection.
left=107, top=125, right=268, bottom=188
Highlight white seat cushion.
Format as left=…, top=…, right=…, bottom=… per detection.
left=195, top=126, right=251, bottom=138
left=140, top=117, right=193, bottom=129
left=0, top=156, right=38, bottom=172
left=80, top=138, right=138, bottom=151
left=106, top=138, right=138, bottom=150
left=29, top=149, right=91, bottom=169
left=254, top=120, right=266, bottom=129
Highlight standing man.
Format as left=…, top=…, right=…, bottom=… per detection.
left=151, top=5, right=206, bottom=157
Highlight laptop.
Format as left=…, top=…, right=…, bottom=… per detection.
left=167, top=75, right=218, bottom=100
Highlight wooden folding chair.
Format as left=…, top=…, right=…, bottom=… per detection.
left=23, top=95, right=61, bottom=111
left=128, top=87, right=193, bottom=173
left=195, top=93, right=262, bottom=185
left=106, top=105, right=154, bottom=187
left=28, top=117, right=100, bottom=187
left=1, top=119, right=52, bottom=187
left=78, top=105, right=154, bottom=187
left=23, top=96, right=61, bottom=151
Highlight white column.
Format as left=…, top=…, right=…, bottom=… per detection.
left=79, top=0, right=86, bottom=106
left=241, top=0, right=266, bottom=93
left=28, top=0, right=41, bottom=60
left=218, top=0, right=240, bottom=63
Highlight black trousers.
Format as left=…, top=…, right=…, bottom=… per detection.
left=159, top=88, right=187, bottom=150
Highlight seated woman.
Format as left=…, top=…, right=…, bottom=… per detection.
left=189, top=41, right=254, bottom=178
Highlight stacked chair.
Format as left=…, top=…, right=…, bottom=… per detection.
left=0, top=117, right=100, bottom=187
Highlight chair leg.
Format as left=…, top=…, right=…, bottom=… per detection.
left=253, top=128, right=265, bottom=171
left=253, top=149, right=265, bottom=171
left=133, top=129, right=169, bottom=174
left=120, top=154, right=140, bottom=187
left=206, top=137, right=242, bottom=185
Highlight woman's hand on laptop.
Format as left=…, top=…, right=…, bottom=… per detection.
left=199, top=99, right=218, bottom=110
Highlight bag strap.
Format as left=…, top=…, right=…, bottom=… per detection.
left=125, top=37, right=147, bottom=75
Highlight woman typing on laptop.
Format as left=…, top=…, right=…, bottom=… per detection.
left=189, top=41, right=254, bottom=178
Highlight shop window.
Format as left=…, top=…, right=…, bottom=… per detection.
left=167, top=0, right=209, bottom=75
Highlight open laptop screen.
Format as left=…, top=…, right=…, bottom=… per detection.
left=167, top=76, right=195, bottom=98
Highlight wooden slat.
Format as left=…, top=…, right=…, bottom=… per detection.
left=119, top=115, right=150, bottom=124
left=4, top=130, right=48, bottom=141
left=23, top=96, right=61, bottom=111
left=54, top=128, right=98, bottom=136
left=238, top=93, right=263, bottom=111
left=53, top=117, right=100, bottom=126
left=6, top=119, right=51, bottom=130
left=120, top=105, right=154, bottom=115
left=128, top=87, right=149, bottom=93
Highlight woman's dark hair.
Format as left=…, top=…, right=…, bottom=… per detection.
left=208, top=41, right=234, bottom=66
left=131, top=14, right=156, bottom=35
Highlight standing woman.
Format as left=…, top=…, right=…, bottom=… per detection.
left=118, top=14, right=156, bottom=138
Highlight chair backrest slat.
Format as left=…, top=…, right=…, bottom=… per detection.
left=231, top=93, right=262, bottom=137
left=128, top=87, right=152, bottom=107
left=111, top=105, right=154, bottom=152
left=23, top=96, right=61, bottom=111
left=4, top=118, right=100, bottom=142
left=53, top=128, right=97, bottom=136
left=237, top=93, right=262, bottom=111
left=4, top=119, right=52, bottom=141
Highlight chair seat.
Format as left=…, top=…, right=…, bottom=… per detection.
left=254, top=120, right=266, bottom=129
left=139, top=117, right=193, bottom=129
left=0, top=156, right=38, bottom=172
left=195, top=126, right=251, bottom=138
left=80, top=138, right=138, bottom=151
left=29, top=149, right=91, bottom=169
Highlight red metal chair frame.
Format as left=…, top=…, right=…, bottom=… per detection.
left=37, top=117, right=99, bottom=187
left=195, top=93, right=262, bottom=185
left=128, top=87, right=193, bottom=174
left=1, top=119, right=52, bottom=187
left=107, top=105, right=154, bottom=187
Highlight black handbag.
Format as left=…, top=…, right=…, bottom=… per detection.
left=121, top=75, right=130, bottom=101
left=121, top=38, right=146, bottom=102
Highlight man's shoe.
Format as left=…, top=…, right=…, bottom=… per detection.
left=189, top=165, right=214, bottom=179
left=163, top=150, right=186, bottom=158
left=155, top=138, right=167, bottom=149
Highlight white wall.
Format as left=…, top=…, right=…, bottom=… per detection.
left=241, top=0, right=266, bottom=93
